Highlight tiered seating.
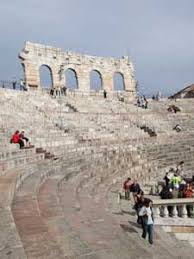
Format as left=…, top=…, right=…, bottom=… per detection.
left=1, top=88, right=194, bottom=257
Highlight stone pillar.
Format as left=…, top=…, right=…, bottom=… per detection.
left=24, top=63, right=39, bottom=88
left=172, top=205, right=178, bottom=218
left=103, top=73, right=113, bottom=91
left=77, top=66, right=90, bottom=91
left=163, top=205, right=169, bottom=218
left=182, top=204, right=188, bottom=218
left=153, top=206, right=160, bottom=218
left=52, top=66, right=61, bottom=89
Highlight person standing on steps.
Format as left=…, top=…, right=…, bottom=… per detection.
left=163, top=172, right=171, bottom=186
left=123, top=177, right=132, bottom=200
left=139, top=199, right=154, bottom=245
left=176, top=161, right=184, bottom=176
left=130, top=179, right=141, bottom=204
left=103, top=89, right=107, bottom=99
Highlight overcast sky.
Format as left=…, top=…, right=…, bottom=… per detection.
left=0, top=0, right=194, bottom=96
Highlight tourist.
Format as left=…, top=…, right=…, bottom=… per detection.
left=20, top=79, right=24, bottom=91
left=134, top=191, right=150, bottom=224
left=183, top=183, right=193, bottom=217
left=163, top=172, right=171, bottom=186
left=50, top=88, right=54, bottom=96
left=12, top=80, right=17, bottom=90
left=123, top=177, right=132, bottom=200
left=183, top=183, right=193, bottom=198
left=10, top=130, right=24, bottom=149
left=167, top=105, right=180, bottom=113
left=143, top=96, right=148, bottom=109
left=173, top=124, right=181, bottom=132
left=62, top=85, right=67, bottom=96
left=139, top=199, right=154, bottom=245
left=131, top=179, right=141, bottom=203
left=159, top=184, right=173, bottom=215
left=170, top=173, right=181, bottom=190
left=118, top=92, right=124, bottom=102
left=19, top=131, right=30, bottom=147
left=176, top=161, right=184, bottom=176
left=179, top=179, right=186, bottom=198
left=160, top=185, right=173, bottom=199
left=137, top=97, right=141, bottom=107
left=141, top=96, right=145, bottom=108
left=23, top=82, right=28, bottom=91
left=103, top=90, right=107, bottom=99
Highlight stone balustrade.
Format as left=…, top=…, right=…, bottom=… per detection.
left=153, top=198, right=194, bottom=220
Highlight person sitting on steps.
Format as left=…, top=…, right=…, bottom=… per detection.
left=19, top=131, right=30, bottom=147
left=173, top=124, right=181, bottom=132
left=10, top=130, right=24, bottom=149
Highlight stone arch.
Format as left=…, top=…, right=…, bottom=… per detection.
left=113, top=72, right=125, bottom=91
left=90, top=70, right=103, bottom=91
left=39, top=65, right=53, bottom=88
left=65, top=68, right=78, bottom=90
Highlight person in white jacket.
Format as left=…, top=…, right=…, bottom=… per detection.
left=139, top=199, right=154, bottom=244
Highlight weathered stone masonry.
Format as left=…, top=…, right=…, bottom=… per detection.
left=19, top=42, right=136, bottom=96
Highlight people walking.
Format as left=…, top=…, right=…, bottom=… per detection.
left=123, top=177, right=132, bottom=200
left=139, top=199, right=154, bottom=245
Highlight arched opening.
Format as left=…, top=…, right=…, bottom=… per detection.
left=65, top=68, right=78, bottom=90
left=90, top=70, right=102, bottom=91
left=19, top=63, right=25, bottom=81
left=39, top=65, right=53, bottom=88
left=13, top=63, right=25, bottom=90
left=113, top=72, right=125, bottom=91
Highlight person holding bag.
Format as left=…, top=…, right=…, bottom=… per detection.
left=139, top=199, right=154, bottom=245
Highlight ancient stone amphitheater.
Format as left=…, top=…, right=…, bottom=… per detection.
left=1, top=42, right=194, bottom=259
left=1, top=87, right=194, bottom=259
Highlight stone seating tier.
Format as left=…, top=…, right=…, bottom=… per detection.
left=1, top=88, right=194, bottom=257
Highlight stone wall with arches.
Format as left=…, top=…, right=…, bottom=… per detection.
left=19, top=42, right=136, bottom=98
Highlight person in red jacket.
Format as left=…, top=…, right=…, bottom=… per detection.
left=123, top=177, right=132, bottom=200
left=10, top=130, right=24, bottom=149
left=183, top=183, right=193, bottom=217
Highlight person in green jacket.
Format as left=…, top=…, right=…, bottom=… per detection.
left=170, top=174, right=181, bottom=190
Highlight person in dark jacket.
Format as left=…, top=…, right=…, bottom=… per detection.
left=103, top=90, right=107, bottom=99
left=163, top=172, right=171, bottom=186
left=19, top=131, right=29, bottom=146
left=131, top=179, right=141, bottom=203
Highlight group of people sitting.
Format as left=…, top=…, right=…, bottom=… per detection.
left=10, top=130, right=30, bottom=149
left=161, top=163, right=193, bottom=199
left=160, top=162, right=193, bottom=217
left=167, top=104, right=181, bottom=113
